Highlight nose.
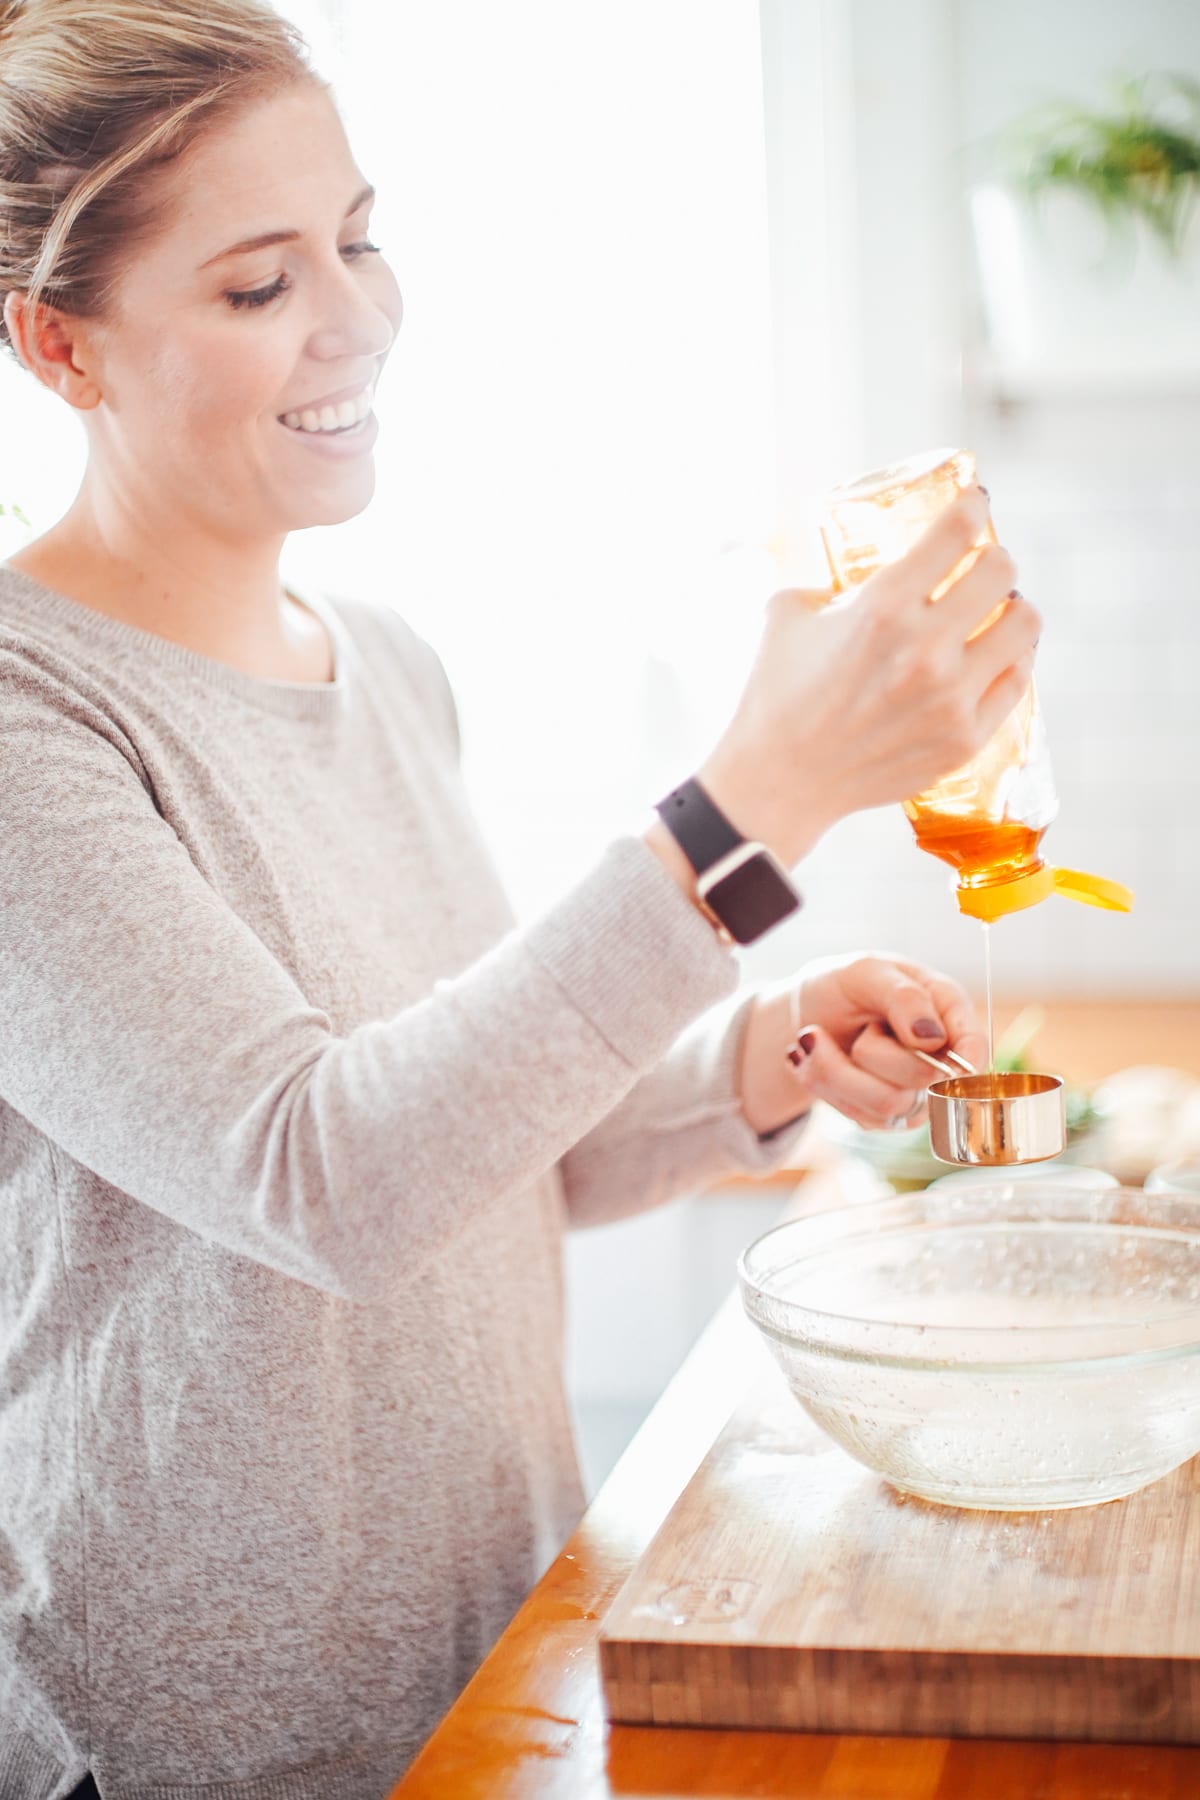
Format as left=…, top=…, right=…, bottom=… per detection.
left=306, top=258, right=401, bottom=363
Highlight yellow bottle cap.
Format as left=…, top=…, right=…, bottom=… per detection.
left=955, top=864, right=1134, bottom=920
left=1051, top=867, right=1135, bottom=912
left=955, top=866, right=1054, bottom=920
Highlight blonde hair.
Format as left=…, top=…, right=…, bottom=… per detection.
left=0, top=0, right=316, bottom=357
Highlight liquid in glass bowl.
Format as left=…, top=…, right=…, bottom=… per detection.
left=738, top=1186, right=1200, bottom=1511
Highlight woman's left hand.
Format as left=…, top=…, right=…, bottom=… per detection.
left=736, top=954, right=988, bottom=1138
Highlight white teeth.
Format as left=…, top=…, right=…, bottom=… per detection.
left=281, top=388, right=373, bottom=434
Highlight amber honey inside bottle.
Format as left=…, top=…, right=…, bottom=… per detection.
left=821, top=448, right=1057, bottom=903
left=906, top=813, right=1045, bottom=886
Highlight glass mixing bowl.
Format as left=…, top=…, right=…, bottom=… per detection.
left=738, top=1186, right=1200, bottom=1511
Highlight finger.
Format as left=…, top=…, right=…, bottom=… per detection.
left=974, top=648, right=1038, bottom=747
left=836, top=956, right=950, bottom=1051
left=928, top=544, right=1019, bottom=645
left=851, top=1020, right=942, bottom=1094
left=871, top=487, right=991, bottom=612
left=963, top=592, right=1041, bottom=689
left=797, top=1023, right=922, bottom=1131
left=887, top=959, right=988, bottom=1071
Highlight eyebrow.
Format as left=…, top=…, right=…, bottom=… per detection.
left=199, top=184, right=376, bottom=269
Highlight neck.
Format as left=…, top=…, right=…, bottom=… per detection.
left=8, top=477, right=329, bottom=682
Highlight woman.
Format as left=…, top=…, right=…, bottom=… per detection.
left=0, top=2, right=1037, bottom=1796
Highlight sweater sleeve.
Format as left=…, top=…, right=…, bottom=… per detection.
left=380, top=609, right=813, bottom=1232
left=0, top=656, right=740, bottom=1307
left=558, top=989, right=812, bottom=1229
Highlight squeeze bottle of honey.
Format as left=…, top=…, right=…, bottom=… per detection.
left=821, top=447, right=1133, bottom=922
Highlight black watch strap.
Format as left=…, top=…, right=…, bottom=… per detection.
left=654, top=776, right=801, bottom=946
left=653, top=778, right=743, bottom=875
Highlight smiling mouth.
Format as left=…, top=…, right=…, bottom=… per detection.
left=279, top=388, right=373, bottom=435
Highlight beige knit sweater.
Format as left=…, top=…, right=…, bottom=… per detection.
left=0, top=564, right=806, bottom=1799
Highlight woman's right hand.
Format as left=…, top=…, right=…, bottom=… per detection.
left=694, top=486, right=1040, bottom=867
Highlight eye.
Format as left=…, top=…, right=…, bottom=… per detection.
left=342, top=239, right=382, bottom=261
left=225, top=274, right=291, bottom=312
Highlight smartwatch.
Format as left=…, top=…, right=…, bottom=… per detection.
left=654, top=777, right=802, bottom=946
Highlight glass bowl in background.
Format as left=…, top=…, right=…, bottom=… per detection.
left=738, top=1186, right=1200, bottom=1511
left=1146, top=1161, right=1200, bottom=1196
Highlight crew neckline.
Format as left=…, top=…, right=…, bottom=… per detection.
left=0, top=562, right=347, bottom=717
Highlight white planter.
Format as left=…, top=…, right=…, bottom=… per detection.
left=970, top=182, right=1200, bottom=391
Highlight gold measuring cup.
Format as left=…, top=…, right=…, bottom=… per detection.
left=912, top=1046, right=1067, bottom=1167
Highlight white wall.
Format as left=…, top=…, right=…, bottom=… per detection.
left=564, top=1183, right=785, bottom=1495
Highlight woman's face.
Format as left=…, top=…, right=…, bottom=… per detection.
left=83, top=81, right=402, bottom=538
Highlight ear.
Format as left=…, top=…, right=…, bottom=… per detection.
left=3, top=291, right=103, bottom=411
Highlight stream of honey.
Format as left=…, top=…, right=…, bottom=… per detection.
left=906, top=816, right=1044, bottom=1078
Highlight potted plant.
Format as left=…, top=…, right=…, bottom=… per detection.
left=969, top=74, right=1200, bottom=390
left=1014, top=75, right=1200, bottom=255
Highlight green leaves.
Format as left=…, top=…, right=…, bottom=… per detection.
left=0, top=501, right=30, bottom=527
left=1007, top=74, right=1200, bottom=256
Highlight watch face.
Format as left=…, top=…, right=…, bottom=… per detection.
left=704, top=854, right=800, bottom=945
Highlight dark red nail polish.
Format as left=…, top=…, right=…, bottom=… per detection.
left=912, top=1018, right=945, bottom=1041
left=1008, top=587, right=1022, bottom=600
left=787, top=1028, right=818, bottom=1067
left=979, top=484, right=991, bottom=500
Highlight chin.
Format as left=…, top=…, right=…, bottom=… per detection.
left=288, top=470, right=377, bottom=531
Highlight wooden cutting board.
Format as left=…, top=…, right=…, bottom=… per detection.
left=600, top=1342, right=1200, bottom=1745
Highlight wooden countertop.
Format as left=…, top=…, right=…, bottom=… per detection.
left=390, top=1000, right=1200, bottom=1799
left=984, top=997, right=1200, bottom=1087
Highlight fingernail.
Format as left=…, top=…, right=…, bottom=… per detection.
left=978, top=484, right=990, bottom=500
left=1008, top=587, right=1022, bottom=600
left=912, top=1018, right=945, bottom=1041
left=786, top=1028, right=818, bottom=1067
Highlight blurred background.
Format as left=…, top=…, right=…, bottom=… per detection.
left=3, top=0, right=1197, bottom=1492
